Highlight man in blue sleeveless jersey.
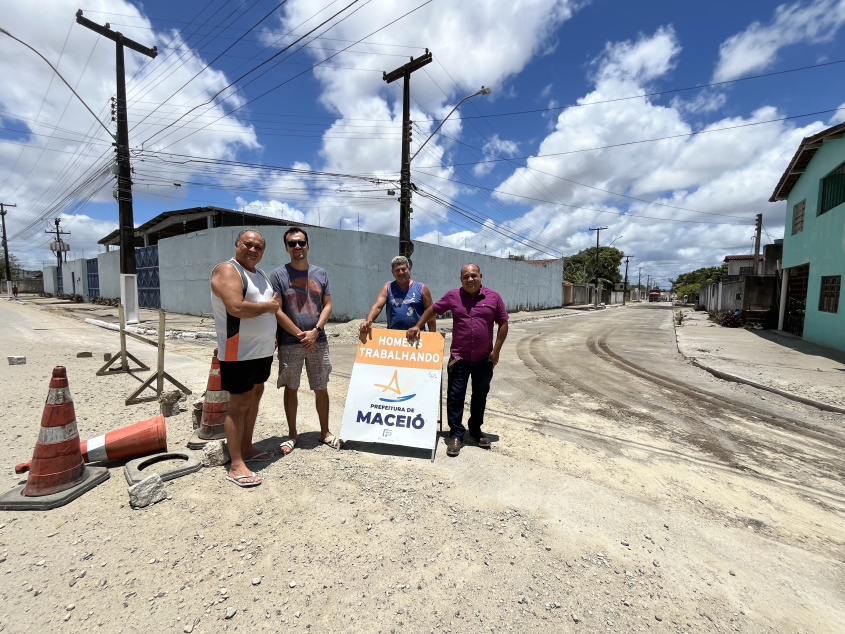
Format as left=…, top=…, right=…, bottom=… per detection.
left=211, top=229, right=281, bottom=487
left=359, top=256, right=436, bottom=333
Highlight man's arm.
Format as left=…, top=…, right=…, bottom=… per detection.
left=421, top=284, right=436, bottom=332
left=275, top=308, right=301, bottom=337
left=489, top=321, right=508, bottom=366
left=406, top=305, right=437, bottom=341
left=300, top=294, right=332, bottom=348
left=360, top=283, right=389, bottom=332
left=211, top=263, right=280, bottom=318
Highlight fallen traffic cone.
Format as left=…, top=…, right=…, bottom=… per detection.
left=0, top=367, right=108, bottom=511
left=15, top=414, right=167, bottom=472
left=82, top=414, right=167, bottom=463
left=187, top=348, right=229, bottom=449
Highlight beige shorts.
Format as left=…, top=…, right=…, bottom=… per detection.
left=277, top=341, right=332, bottom=391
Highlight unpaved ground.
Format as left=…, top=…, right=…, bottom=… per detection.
left=0, top=299, right=844, bottom=633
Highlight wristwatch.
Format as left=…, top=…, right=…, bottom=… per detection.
left=315, top=325, right=324, bottom=333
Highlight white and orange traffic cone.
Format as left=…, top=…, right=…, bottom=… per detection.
left=1, top=367, right=108, bottom=511
left=187, top=348, right=229, bottom=449
left=81, top=414, right=167, bottom=463
left=15, top=414, right=167, bottom=472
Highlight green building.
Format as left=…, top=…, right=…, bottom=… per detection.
left=770, top=122, right=844, bottom=352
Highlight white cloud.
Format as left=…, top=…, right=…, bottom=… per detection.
left=474, top=135, right=520, bottom=176
left=0, top=0, right=261, bottom=267
left=477, top=26, right=828, bottom=271
left=713, top=0, right=845, bottom=82
left=259, top=0, right=584, bottom=237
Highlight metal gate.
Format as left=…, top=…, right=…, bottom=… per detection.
left=56, top=266, right=63, bottom=295
left=785, top=263, right=809, bottom=336
left=87, top=258, right=100, bottom=299
left=135, top=245, right=160, bottom=309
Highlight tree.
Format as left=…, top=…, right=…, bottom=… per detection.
left=669, top=264, right=728, bottom=298
left=564, top=247, right=624, bottom=286
left=0, top=253, right=21, bottom=281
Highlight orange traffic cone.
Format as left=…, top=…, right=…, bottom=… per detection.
left=81, top=414, right=167, bottom=463
left=0, top=367, right=108, bottom=511
left=187, top=348, right=229, bottom=449
left=15, top=414, right=167, bottom=473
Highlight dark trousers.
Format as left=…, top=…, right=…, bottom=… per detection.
left=446, top=356, right=494, bottom=439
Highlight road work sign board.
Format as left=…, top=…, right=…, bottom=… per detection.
left=340, top=330, right=445, bottom=458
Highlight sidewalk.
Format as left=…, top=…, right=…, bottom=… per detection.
left=674, top=308, right=845, bottom=414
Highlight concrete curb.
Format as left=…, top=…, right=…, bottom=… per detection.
left=83, top=317, right=216, bottom=340
left=688, top=359, right=845, bottom=415
left=673, top=317, right=845, bottom=415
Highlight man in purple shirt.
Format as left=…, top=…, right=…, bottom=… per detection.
left=407, top=264, right=509, bottom=456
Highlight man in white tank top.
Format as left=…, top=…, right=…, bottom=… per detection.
left=211, top=229, right=281, bottom=487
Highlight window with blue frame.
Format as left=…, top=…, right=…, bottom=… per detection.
left=820, top=162, right=845, bottom=215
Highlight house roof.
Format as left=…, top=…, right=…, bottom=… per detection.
left=723, top=254, right=762, bottom=262
left=769, top=121, right=845, bottom=202
left=98, top=206, right=316, bottom=246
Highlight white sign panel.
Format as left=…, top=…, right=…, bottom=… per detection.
left=340, top=330, right=445, bottom=456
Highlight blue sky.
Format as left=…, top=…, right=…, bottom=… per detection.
left=2, top=0, right=844, bottom=285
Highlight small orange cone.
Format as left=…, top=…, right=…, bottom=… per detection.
left=187, top=348, right=229, bottom=449
left=15, top=414, right=167, bottom=472
left=1, top=367, right=108, bottom=511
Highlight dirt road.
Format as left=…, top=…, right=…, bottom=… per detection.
left=1, top=300, right=843, bottom=633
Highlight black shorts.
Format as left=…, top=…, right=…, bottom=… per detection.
left=219, top=356, right=274, bottom=394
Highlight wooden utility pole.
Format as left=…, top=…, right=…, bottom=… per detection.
left=76, top=10, right=157, bottom=275
left=0, top=202, right=16, bottom=284
left=589, top=226, right=607, bottom=307
left=383, top=50, right=432, bottom=266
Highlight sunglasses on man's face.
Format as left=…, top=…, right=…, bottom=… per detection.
left=287, top=240, right=307, bottom=248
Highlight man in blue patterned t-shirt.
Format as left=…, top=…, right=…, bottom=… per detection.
left=359, top=255, right=436, bottom=333
left=270, top=227, right=342, bottom=454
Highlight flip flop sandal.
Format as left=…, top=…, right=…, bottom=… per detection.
left=279, top=438, right=298, bottom=456
left=226, top=472, right=262, bottom=488
left=320, top=434, right=344, bottom=450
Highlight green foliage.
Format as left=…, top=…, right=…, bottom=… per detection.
left=670, top=264, right=728, bottom=297
left=507, top=254, right=526, bottom=261
left=0, top=253, right=21, bottom=280
left=564, top=247, right=624, bottom=286
left=708, top=310, right=745, bottom=328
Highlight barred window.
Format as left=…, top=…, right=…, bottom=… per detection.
left=820, top=162, right=845, bottom=215
left=791, top=200, right=805, bottom=234
left=819, top=276, right=841, bottom=313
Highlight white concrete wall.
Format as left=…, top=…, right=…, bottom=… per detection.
left=60, top=259, right=88, bottom=298
left=43, top=266, right=57, bottom=294
left=159, top=226, right=564, bottom=318
left=97, top=250, right=121, bottom=299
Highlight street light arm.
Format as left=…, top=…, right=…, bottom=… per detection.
left=0, top=27, right=116, bottom=140
left=410, top=87, right=490, bottom=163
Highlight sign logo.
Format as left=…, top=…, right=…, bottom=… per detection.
left=374, top=370, right=416, bottom=403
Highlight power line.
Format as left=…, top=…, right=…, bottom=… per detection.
left=416, top=106, right=845, bottom=169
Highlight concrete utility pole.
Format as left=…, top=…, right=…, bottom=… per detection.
left=622, top=254, right=633, bottom=306
left=589, top=227, right=607, bottom=307
left=753, top=213, right=763, bottom=275
left=76, top=10, right=157, bottom=275
left=637, top=266, right=643, bottom=301
left=0, top=202, right=16, bottom=284
left=383, top=50, right=432, bottom=266
left=46, top=218, right=70, bottom=294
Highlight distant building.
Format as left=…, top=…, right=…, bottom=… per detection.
left=722, top=254, right=763, bottom=277
left=770, top=121, right=845, bottom=352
